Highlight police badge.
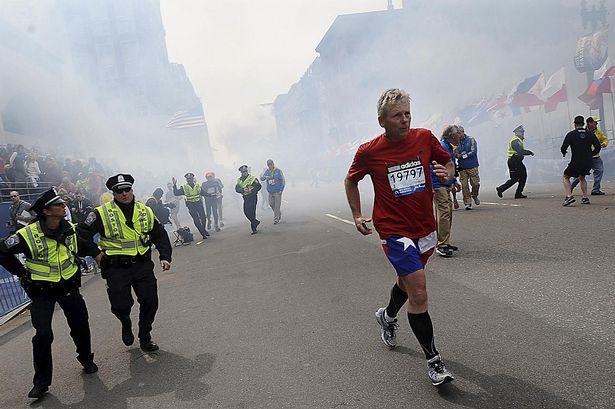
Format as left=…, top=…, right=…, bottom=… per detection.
left=85, top=212, right=97, bottom=226
left=5, top=235, right=20, bottom=248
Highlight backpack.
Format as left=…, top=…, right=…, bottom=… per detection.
left=175, top=226, right=194, bottom=245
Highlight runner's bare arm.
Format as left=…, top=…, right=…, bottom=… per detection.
left=344, top=176, right=372, bottom=235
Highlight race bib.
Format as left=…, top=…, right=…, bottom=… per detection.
left=387, top=159, right=425, bottom=198
left=268, top=179, right=275, bottom=185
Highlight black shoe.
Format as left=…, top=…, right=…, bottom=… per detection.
left=28, top=385, right=48, bottom=399
left=435, top=247, right=453, bottom=257
left=514, top=194, right=527, bottom=199
left=444, top=244, right=458, bottom=251
left=204, top=230, right=210, bottom=237
left=251, top=230, right=258, bottom=235
left=82, top=361, right=99, bottom=374
left=496, top=187, right=503, bottom=198
left=591, top=190, right=605, bottom=195
left=121, top=319, right=134, bottom=346
left=140, top=341, right=159, bottom=353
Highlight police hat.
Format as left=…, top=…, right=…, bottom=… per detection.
left=238, top=165, right=248, bottom=172
left=184, top=172, right=195, bottom=179
left=587, top=116, right=600, bottom=123
left=106, top=173, right=134, bottom=191
left=30, top=188, right=65, bottom=215
left=513, top=125, right=525, bottom=134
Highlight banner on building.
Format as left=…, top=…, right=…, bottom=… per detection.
left=574, top=30, right=608, bottom=73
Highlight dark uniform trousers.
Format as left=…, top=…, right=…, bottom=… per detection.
left=30, top=287, right=92, bottom=387
left=242, top=195, right=259, bottom=232
left=499, top=156, right=527, bottom=196
left=104, top=259, right=158, bottom=344
left=186, top=201, right=208, bottom=238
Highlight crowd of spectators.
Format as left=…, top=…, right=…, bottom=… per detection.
left=1, top=144, right=110, bottom=223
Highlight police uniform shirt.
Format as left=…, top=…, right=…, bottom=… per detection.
left=77, top=199, right=173, bottom=263
left=0, top=219, right=100, bottom=278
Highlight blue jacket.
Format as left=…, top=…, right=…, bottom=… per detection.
left=457, top=134, right=479, bottom=169
left=431, top=139, right=456, bottom=189
left=260, top=168, right=285, bottom=193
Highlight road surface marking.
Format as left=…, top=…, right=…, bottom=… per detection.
left=325, top=214, right=355, bottom=225
left=480, top=202, right=521, bottom=207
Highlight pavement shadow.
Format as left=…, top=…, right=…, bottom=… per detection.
left=30, top=350, right=215, bottom=409
left=392, top=346, right=584, bottom=408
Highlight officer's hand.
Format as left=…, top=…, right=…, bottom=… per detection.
left=354, top=217, right=372, bottom=236
left=95, top=252, right=104, bottom=267
left=454, top=182, right=462, bottom=191
left=19, top=276, right=32, bottom=293
left=529, top=151, right=535, bottom=156
left=160, top=260, right=171, bottom=271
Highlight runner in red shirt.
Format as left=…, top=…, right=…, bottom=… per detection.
left=344, top=88, right=455, bottom=386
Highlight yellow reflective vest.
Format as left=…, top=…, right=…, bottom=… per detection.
left=507, top=135, right=524, bottom=158
left=237, top=175, right=257, bottom=190
left=183, top=183, right=202, bottom=202
left=17, top=221, right=79, bottom=282
left=97, top=201, right=154, bottom=256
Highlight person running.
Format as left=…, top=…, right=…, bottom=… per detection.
left=561, top=116, right=601, bottom=206
left=235, top=165, right=262, bottom=234
left=344, top=88, right=455, bottom=386
left=496, top=125, right=534, bottom=199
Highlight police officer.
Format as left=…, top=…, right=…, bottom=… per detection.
left=235, top=165, right=262, bottom=234
left=78, top=174, right=172, bottom=353
left=496, top=125, right=534, bottom=199
left=172, top=172, right=209, bottom=240
left=0, top=188, right=99, bottom=399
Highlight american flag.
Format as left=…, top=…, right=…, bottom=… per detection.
left=166, top=106, right=206, bottom=129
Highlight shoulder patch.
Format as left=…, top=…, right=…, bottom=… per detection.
left=5, top=234, right=20, bottom=248
left=85, top=212, right=97, bottom=226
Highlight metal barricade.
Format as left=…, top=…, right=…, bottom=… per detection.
left=0, top=265, right=29, bottom=319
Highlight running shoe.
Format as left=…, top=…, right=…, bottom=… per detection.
left=427, top=355, right=454, bottom=386
left=591, top=190, right=605, bottom=195
left=582, top=197, right=590, bottom=204
left=563, top=196, right=575, bottom=207
left=496, top=187, right=503, bottom=198
left=375, top=307, right=398, bottom=347
left=473, top=196, right=481, bottom=206
left=444, top=244, right=458, bottom=251
left=514, top=193, right=527, bottom=199
left=465, top=204, right=472, bottom=210
left=453, top=199, right=460, bottom=210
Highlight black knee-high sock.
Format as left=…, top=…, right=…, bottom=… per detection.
left=407, top=311, right=439, bottom=359
left=386, top=283, right=408, bottom=318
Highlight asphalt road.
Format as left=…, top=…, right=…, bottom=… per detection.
left=0, top=180, right=614, bottom=408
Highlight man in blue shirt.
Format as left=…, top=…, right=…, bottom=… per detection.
left=457, top=126, right=481, bottom=210
left=260, top=159, right=285, bottom=224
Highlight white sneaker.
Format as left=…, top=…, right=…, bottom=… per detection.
left=375, top=308, right=398, bottom=347
left=427, top=355, right=454, bottom=386
left=473, top=196, right=480, bottom=206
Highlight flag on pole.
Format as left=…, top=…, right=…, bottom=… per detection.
left=578, top=77, right=612, bottom=109
left=166, top=105, right=206, bottom=129
left=542, top=68, right=568, bottom=113
left=487, top=94, right=512, bottom=123
left=508, top=73, right=545, bottom=108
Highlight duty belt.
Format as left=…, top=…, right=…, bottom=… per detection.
left=106, top=252, right=151, bottom=266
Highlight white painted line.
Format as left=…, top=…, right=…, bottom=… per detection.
left=480, top=202, right=521, bottom=207
left=325, top=213, right=355, bottom=225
